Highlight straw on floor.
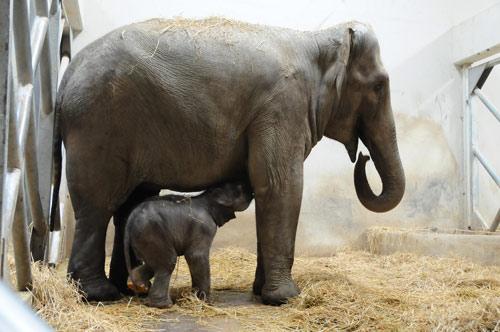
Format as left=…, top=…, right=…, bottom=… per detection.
left=25, top=247, right=500, bottom=331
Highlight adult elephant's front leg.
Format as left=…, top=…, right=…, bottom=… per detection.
left=248, top=135, right=304, bottom=305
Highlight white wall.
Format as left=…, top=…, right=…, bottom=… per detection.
left=71, top=0, right=500, bottom=254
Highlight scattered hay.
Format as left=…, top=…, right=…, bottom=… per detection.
left=27, top=248, right=500, bottom=331
left=28, top=262, right=172, bottom=331
left=135, top=16, right=262, bottom=35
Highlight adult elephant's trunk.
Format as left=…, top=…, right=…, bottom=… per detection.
left=353, top=123, right=405, bottom=213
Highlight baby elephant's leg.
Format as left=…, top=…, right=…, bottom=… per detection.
left=128, top=264, right=154, bottom=294
left=147, top=259, right=176, bottom=308
left=185, top=252, right=211, bottom=300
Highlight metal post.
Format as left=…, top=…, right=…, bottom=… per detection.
left=0, top=0, right=10, bottom=253
left=13, top=0, right=50, bottom=262
left=0, top=1, right=10, bottom=279
left=12, top=185, right=32, bottom=291
left=489, top=209, right=500, bottom=233
left=463, top=69, right=473, bottom=229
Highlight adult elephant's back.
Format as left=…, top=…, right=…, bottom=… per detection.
left=57, top=18, right=304, bottom=193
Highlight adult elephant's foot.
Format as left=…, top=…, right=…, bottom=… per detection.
left=252, top=277, right=264, bottom=296
left=252, top=265, right=265, bottom=295
left=111, top=276, right=135, bottom=296
left=77, top=277, right=123, bottom=302
left=261, top=279, right=300, bottom=305
left=147, top=296, right=173, bottom=309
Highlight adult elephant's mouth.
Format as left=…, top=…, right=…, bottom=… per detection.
left=345, top=139, right=359, bottom=163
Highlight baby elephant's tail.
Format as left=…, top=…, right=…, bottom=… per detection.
left=123, top=222, right=133, bottom=281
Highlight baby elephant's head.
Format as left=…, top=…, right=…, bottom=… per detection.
left=210, top=181, right=254, bottom=212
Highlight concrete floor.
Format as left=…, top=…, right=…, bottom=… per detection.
left=151, top=290, right=261, bottom=331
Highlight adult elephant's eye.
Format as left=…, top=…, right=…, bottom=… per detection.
left=373, top=82, right=384, bottom=93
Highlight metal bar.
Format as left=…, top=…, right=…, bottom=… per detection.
left=13, top=85, right=48, bottom=263
left=0, top=0, right=10, bottom=260
left=16, top=85, right=33, bottom=156
left=0, top=281, right=53, bottom=332
left=473, top=209, right=490, bottom=230
left=472, top=147, right=500, bottom=187
left=475, top=66, right=493, bottom=90
left=489, top=209, right=500, bottom=232
left=47, top=230, right=60, bottom=266
left=13, top=0, right=33, bottom=86
left=27, top=106, right=48, bottom=261
left=485, top=57, right=500, bottom=68
left=58, top=56, right=70, bottom=88
left=30, top=16, right=49, bottom=73
left=12, top=186, right=33, bottom=291
left=463, top=69, right=473, bottom=229
left=14, top=0, right=49, bottom=257
left=473, top=88, right=500, bottom=122
left=470, top=55, right=500, bottom=70
left=9, top=85, right=35, bottom=289
left=1, top=169, right=22, bottom=246
left=33, top=0, right=56, bottom=262
left=0, top=169, right=21, bottom=280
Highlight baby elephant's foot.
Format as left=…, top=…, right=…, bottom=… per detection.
left=147, top=295, right=173, bottom=309
left=127, top=277, right=151, bottom=295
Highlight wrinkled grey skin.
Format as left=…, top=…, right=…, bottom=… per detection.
left=52, top=18, right=405, bottom=305
left=124, top=181, right=253, bottom=308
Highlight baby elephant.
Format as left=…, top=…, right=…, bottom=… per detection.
left=124, top=181, right=253, bottom=308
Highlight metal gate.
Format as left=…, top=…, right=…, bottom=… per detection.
left=0, top=0, right=73, bottom=291
left=464, top=56, right=500, bottom=232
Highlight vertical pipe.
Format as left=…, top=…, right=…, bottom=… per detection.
left=14, top=0, right=48, bottom=261
left=26, top=104, right=47, bottom=261
left=489, top=209, right=500, bottom=233
left=0, top=0, right=11, bottom=258
left=463, top=68, right=473, bottom=229
left=13, top=0, right=33, bottom=86
left=11, top=87, right=34, bottom=290
left=12, top=186, right=32, bottom=291
left=33, top=0, right=55, bottom=262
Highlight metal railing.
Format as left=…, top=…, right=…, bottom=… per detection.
left=0, top=0, right=71, bottom=291
left=464, top=56, right=500, bottom=232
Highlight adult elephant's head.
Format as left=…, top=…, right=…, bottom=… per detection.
left=318, top=22, right=405, bottom=212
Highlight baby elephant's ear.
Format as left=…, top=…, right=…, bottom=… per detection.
left=212, top=188, right=233, bottom=207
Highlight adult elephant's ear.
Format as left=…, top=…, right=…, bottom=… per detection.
left=332, top=27, right=354, bottom=102
left=314, top=26, right=354, bottom=144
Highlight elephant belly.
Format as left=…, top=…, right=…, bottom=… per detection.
left=145, top=139, right=248, bottom=192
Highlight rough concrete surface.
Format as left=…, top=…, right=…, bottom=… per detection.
left=357, top=227, right=500, bottom=266
left=152, top=290, right=260, bottom=331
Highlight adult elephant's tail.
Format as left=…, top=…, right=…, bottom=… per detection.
left=49, top=91, right=63, bottom=231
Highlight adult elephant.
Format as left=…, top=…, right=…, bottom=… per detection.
left=53, top=18, right=405, bottom=304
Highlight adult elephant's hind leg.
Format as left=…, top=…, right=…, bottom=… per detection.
left=109, top=185, right=160, bottom=295
left=67, top=207, right=120, bottom=301
left=65, top=143, right=135, bottom=302
left=248, top=133, right=304, bottom=305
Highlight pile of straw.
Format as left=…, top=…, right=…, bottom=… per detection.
left=27, top=248, right=499, bottom=331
